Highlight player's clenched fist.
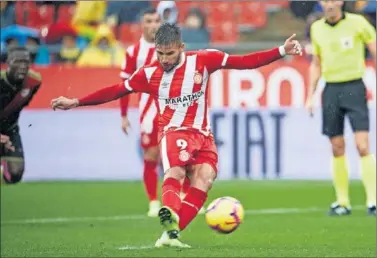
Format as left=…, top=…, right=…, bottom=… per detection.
left=283, top=34, right=303, bottom=56
left=51, top=96, right=79, bottom=110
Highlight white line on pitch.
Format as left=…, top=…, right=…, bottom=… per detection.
left=118, top=245, right=154, bottom=250
left=1, top=206, right=365, bottom=226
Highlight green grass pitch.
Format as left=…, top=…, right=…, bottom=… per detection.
left=1, top=180, right=376, bottom=257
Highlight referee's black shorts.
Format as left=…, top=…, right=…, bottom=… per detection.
left=322, top=79, right=369, bottom=138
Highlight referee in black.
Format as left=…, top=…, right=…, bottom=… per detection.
left=306, top=1, right=376, bottom=216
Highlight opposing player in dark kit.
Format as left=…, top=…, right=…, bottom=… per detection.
left=1, top=47, right=41, bottom=184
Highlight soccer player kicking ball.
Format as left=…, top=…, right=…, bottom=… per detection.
left=51, top=23, right=302, bottom=248
left=1, top=47, right=42, bottom=184
left=119, top=8, right=204, bottom=217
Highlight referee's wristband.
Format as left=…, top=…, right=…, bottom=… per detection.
left=278, top=46, right=286, bottom=57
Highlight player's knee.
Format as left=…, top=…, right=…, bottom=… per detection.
left=330, top=137, right=345, bottom=156
left=190, top=164, right=217, bottom=192
left=164, top=166, right=186, bottom=182
left=356, top=141, right=369, bottom=157
left=4, top=173, right=23, bottom=184
left=2, top=161, right=24, bottom=184
left=197, top=175, right=215, bottom=192
left=143, top=146, right=159, bottom=162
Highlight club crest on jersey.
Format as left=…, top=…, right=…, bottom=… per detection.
left=193, top=71, right=203, bottom=84
left=179, top=150, right=190, bottom=162
left=21, top=88, right=30, bottom=97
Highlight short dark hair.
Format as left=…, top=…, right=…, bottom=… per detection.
left=7, top=46, right=30, bottom=62
left=142, top=7, right=157, bottom=16
left=155, top=23, right=182, bottom=47
left=7, top=46, right=29, bottom=56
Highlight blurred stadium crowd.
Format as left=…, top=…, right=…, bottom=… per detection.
left=0, top=1, right=375, bottom=66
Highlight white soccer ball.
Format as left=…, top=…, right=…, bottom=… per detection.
left=205, top=196, right=245, bottom=234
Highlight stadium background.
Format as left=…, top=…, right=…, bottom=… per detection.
left=1, top=0, right=375, bottom=181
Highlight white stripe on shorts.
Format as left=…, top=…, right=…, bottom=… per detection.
left=161, top=136, right=170, bottom=172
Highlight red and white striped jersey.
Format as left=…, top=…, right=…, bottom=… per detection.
left=120, top=37, right=157, bottom=134
left=124, top=49, right=230, bottom=138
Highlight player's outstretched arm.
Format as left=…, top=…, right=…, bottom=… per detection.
left=52, top=67, right=149, bottom=111
left=224, top=34, right=302, bottom=70
left=51, top=83, right=132, bottom=110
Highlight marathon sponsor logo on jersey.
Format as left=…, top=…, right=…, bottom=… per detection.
left=165, top=90, right=204, bottom=109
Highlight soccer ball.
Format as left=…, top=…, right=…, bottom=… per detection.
left=205, top=196, right=244, bottom=234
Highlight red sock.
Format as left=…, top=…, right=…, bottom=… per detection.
left=162, top=178, right=182, bottom=214
left=143, top=160, right=158, bottom=201
left=181, top=176, right=190, bottom=195
left=179, top=187, right=207, bottom=230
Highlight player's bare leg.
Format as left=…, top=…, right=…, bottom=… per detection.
left=1, top=157, right=25, bottom=184
left=328, top=136, right=351, bottom=216
left=155, top=166, right=190, bottom=248
left=143, top=146, right=161, bottom=217
left=355, top=131, right=376, bottom=215
left=178, top=163, right=216, bottom=231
